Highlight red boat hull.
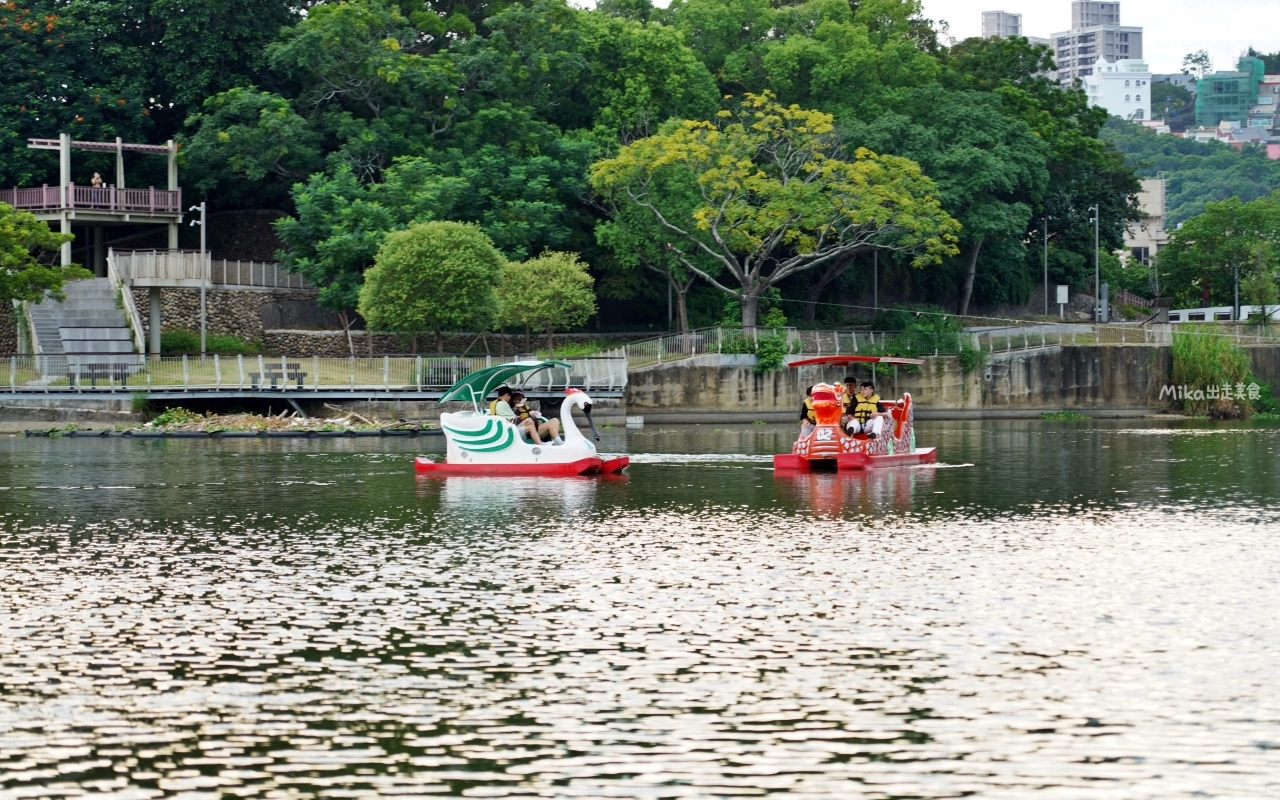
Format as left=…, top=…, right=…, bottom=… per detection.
left=414, top=455, right=629, bottom=476
left=774, top=447, right=937, bottom=471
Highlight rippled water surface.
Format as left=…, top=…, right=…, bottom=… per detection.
left=2, top=420, right=1279, bottom=798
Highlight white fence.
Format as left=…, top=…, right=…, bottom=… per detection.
left=1, top=355, right=627, bottom=394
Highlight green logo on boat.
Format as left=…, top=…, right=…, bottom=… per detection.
left=443, top=418, right=516, bottom=452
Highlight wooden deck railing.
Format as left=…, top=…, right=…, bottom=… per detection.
left=0, top=184, right=181, bottom=214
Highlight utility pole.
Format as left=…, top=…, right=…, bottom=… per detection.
left=1088, top=205, right=1100, bottom=322
left=189, top=202, right=207, bottom=354
left=1043, top=216, right=1050, bottom=316
left=873, top=250, right=879, bottom=313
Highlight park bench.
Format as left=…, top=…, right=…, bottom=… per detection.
left=69, top=363, right=132, bottom=388
left=250, top=362, right=307, bottom=390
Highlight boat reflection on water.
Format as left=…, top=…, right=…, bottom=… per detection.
left=774, top=466, right=936, bottom=516
left=416, top=473, right=626, bottom=515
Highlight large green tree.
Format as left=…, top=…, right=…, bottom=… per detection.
left=591, top=92, right=959, bottom=326
left=1156, top=194, right=1280, bottom=309
left=357, top=221, right=504, bottom=350
left=498, top=252, right=597, bottom=353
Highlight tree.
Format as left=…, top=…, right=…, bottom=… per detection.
left=1247, top=48, right=1280, bottom=75
left=0, top=203, right=89, bottom=304
left=181, top=88, right=324, bottom=201
left=1103, top=119, right=1280, bottom=228
left=1151, top=82, right=1194, bottom=132
left=854, top=87, right=1050, bottom=316
left=1156, top=194, right=1280, bottom=309
left=595, top=167, right=718, bottom=332
left=498, top=252, right=597, bottom=353
left=590, top=92, right=959, bottom=326
left=357, top=221, right=504, bottom=351
left=1182, top=50, right=1212, bottom=79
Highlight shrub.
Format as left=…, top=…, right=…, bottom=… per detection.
left=754, top=332, right=789, bottom=373
left=160, top=329, right=260, bottom=354
left=359, top=221, right=503, bottom=350
left=1170, top=325, right=1254, bottom=417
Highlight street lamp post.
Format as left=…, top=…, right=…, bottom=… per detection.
left=1088, top=204, right=1100, bottom=322
left=1043, top=215, right=1051, bottom=316
left=189, top=202, right=207, bottom=354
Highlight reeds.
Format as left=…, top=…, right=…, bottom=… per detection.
left=1170, top=325, right=1254, bottom=417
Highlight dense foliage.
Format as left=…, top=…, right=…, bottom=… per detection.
left=1156, top=194, right=1280, bottom=309
left=1103, top=119, right=1280, bottom=228
left=358, top=221, right=505, bottom=347
left=4, top=0, right=1145, bottom=329
left=0, top=203, right=87, bottom=304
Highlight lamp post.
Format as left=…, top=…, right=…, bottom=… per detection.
left=1043, top=215, right=1051, bottom=316
left=1088, top=204, right=1100, bottom=322
left=189, top=202, right=207, bottom=354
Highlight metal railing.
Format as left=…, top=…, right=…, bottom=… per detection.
left=610, top=322, right=1280, bottom=368
left=112, top=249, right=205, bottom=283
left=211, top=259, right=311, bottom=289
left=0, top=184, right=182, bottom=214
left=109, top=250, right=311, bottom=290
left=105, top=253, right=147, bottom=354
left=0, top=355, right=628, bottom=394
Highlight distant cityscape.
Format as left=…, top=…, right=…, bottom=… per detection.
left=982, top=1, right=1280, bottom=153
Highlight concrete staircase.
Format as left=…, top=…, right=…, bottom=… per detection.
left=28, top=278, right=142, bottom=382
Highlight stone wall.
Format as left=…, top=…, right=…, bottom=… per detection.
left=0, top=302, right=17, bottom=354
left=262, top=329, right=654, bottom=357
left=130, top=287, right=323, bottom=344
left=627, top=346, right=1177, bottom=421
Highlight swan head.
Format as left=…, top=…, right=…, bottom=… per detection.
left=563, top=389, right=599, bottom=440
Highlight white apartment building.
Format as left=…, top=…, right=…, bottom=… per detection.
left=982, top=10, right=1022, bottom=38
left=1051, top=1, right=1143, bottom=85
left=1082, top=57, right=1152, bottom=120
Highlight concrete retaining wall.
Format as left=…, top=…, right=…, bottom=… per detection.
left=626, top=346, right=1174, bottom=421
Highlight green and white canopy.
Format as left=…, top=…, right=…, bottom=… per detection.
left=439, top=360, right=572, bottom=407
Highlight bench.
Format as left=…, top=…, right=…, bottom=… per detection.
left=250, top=362, right=307, bottom=389
left=69, top=364, right=132, bottom=388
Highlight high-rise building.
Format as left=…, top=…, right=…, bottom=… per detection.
left=982, top=11, right=1022, bottom=39
left=1050, top=1, right=1143, bottom=85
left=1072, top=1, right=1120, bottom=27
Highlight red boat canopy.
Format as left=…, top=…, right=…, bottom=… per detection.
left=789, top=355, right=925, bottom=368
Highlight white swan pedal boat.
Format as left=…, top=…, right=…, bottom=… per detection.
left=774, top=355, right=938, bottom=471
left=415, top=360, right=629, bottom=477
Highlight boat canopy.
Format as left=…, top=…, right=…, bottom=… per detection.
left=789, top=355, right=925, bottom=367
left=439, top=360, right=572, bottom=407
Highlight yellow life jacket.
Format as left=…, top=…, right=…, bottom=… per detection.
left=513, top=402, right=533, bottom=421
left=802, top=397, right=816, bottom=424
left=852, top=393, right=881, bottom=423
left=488, top=399, right=499, bottom=415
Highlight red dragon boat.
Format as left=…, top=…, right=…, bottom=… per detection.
left=773, top=355, right=938, bottom=471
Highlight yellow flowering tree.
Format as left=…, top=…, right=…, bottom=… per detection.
left=590, top=92, right=960, bottom=327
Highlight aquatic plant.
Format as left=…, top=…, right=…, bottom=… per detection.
left=1170, top=325, right=1254, bottom=417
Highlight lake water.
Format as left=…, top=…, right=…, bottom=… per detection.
left=2, top=420, right=1279, bottom=798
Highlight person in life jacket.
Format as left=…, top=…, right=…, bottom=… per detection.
left=510, top=391, right=562, bottom=445
left=799, top=385, right=817, bottom=438
left=845, top=381, right=887, bottom=439
left=839, top=376, right=856, bottom=426
left=488, top=386, right=513, bottom=417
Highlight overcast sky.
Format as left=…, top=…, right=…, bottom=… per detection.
left=922, top=0, right=1280, bottom=74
